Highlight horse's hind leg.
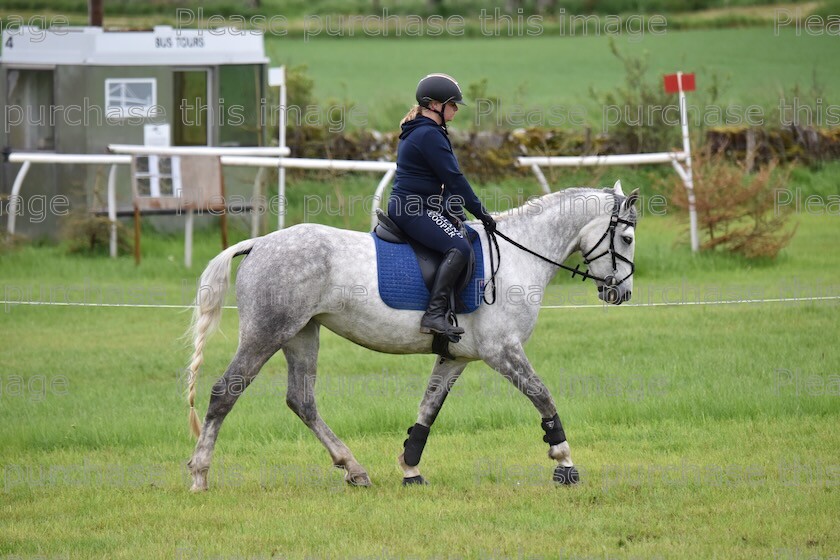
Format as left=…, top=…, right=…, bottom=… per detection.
left=284, top=320, right=371, bottom=486
left=188, top=339, right=280, bottom=492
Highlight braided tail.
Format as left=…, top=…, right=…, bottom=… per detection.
left=186, top=238, right=257, bottom=438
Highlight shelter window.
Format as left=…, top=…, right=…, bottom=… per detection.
left=218, top=65, right=263, bottom=147
left=105, top=78, right=158, bottom=119
left=134, top=155, right=181, bottom=198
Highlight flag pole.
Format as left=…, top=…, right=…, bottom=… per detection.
left=677, top=71, right=699, bottom=253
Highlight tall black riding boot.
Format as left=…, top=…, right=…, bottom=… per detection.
left=420, top=249, right=468, bottom=336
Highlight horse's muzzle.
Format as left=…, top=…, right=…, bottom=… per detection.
left=598, top=276, right=631, bottom=305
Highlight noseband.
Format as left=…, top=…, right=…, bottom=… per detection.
left=580, top=196, right=636, bottom=290
left=484, top=194, right=636, bottom=304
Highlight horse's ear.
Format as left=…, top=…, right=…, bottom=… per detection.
left=613, top=180, right=624, bottom=196
left=624, top=188, right=640, bottom=210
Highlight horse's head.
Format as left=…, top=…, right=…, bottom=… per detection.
left=580, top=180, right=638, bottom=305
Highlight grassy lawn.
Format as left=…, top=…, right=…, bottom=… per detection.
left=1, top=279, right=838, bottom=559
left=2, top=183, right=838, bottom=558
left=1, top=9, right=838, bottom=558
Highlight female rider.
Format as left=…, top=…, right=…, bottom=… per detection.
left=387, top=73, right=496, bottom=338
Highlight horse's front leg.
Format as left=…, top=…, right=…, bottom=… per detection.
left=399, top=358, right=469, bottom=485
left=482, top=342, right=579, bottom=485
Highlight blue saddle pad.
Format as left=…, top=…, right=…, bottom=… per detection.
left=372, top=227, right=485, bottom=313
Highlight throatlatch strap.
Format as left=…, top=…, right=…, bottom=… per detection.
left=403, top=423, right=430, bottom=467
left=541, top=414, right=567, bottom=446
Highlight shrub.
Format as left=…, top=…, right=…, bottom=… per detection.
left=0, top=229, right=25, bottom=255
left=61, top=213, right=131, bottom=256
left=669, top=152, right=797, bottom=258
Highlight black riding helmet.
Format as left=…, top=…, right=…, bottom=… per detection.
left=416, top=73, right=466, bottom=107
left=415, top=73, right=465, bottom=133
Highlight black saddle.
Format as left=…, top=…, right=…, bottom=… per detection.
left=373, top=209, right=476, bottom=310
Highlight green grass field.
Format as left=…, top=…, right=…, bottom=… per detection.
left=2, top=10, right=840, bottom=559
left=270, top=27, right=840, bottom=130
left=2, top=179, right=839, bottom=558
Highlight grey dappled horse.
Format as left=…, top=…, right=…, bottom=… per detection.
left=186, top=181, right=638, bottom=490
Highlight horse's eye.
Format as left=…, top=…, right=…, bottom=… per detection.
left=622, top=236, right=633, bottom=245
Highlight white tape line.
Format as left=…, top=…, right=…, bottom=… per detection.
left=541, top=295, right=840, bottom=309
left=0, top=301, right=238, bottom=310
left=1, top=295, right=839, bottom=310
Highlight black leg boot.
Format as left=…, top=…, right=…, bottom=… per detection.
left=420, top=249, right=467, bottom=337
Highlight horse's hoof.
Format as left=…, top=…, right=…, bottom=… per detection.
left=402, top=475, right=428, bottom=486
left=189, top=467, right=209, bottom=492
left=345, top=471, right=372, bottom=487
left=190, top=473, right=207, bottom=494
left=553, top=465, right=580, bottom=485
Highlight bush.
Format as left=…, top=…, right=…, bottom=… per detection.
left=61, top=213, right=131, bottom=256
left=0, top=229, right=25, bottom=255
left=668, top=152, right=797, bottom=258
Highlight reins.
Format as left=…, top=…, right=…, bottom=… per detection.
left=482, top=196, right=636, bottom=305
left=482, top=229, right=601, bottom=305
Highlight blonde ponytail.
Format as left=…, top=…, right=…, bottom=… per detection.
left=400, top=105, right=423, bottom=126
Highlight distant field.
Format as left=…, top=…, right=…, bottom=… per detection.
left=269, top=28, right=840, bottom=130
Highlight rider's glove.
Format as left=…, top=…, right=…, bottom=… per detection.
left=480, top=214, right=497, bottom=233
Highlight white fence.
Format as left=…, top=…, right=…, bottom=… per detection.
left=217, top=156, right=396, bottom=230
left=4, top=146, right=396, bottom=264
left=5, top=147, right=291, bottom=262
left=517, top=150, right=697, bottom=252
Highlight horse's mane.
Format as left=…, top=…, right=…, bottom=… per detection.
left=494, top=186, right=616, bottom=222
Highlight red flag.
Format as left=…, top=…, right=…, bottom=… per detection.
left=664, top=73, right=696, bottom=93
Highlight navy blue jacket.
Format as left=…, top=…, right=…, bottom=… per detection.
left=390, top=116, right=490, bottom=222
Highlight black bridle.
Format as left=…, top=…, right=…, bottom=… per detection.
left=483, top=195, right=636, bottom=305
